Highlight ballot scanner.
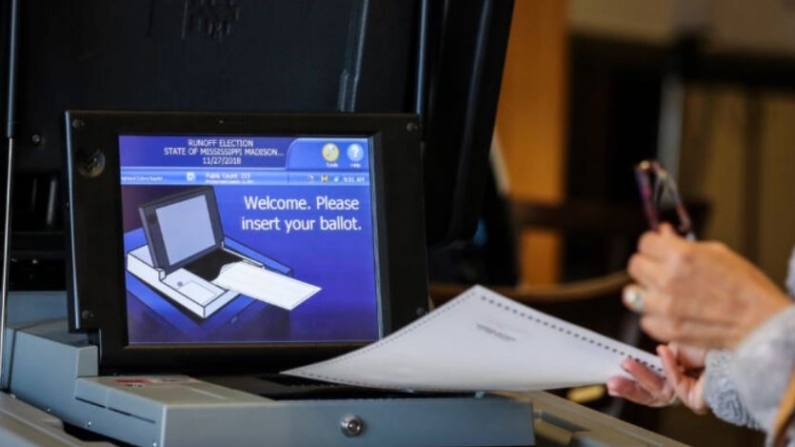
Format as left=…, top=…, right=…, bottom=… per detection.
left=0, top=294, right=691, bottom=447
left=0, top=112, right=692, bottom=447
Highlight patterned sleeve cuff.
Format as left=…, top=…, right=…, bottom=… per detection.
left=704, top=349, right=763, bottom=430
left=731, top=305, right=795, bottom=433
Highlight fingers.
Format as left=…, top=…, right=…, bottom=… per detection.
left=622, top=286, right=668, bottom=319
left=631, top=224, right=694, bottom=291
left=606, top=358, right=674, bottom=407
left=609, top=345, right=709, bottom=413
left=623, top=282, right=738, bottom=348
left=626, top=223, right=782, bottom=349
left=658, top=223, right=678, bottom=238
left=621, top=358, right=664, bottom=391
left=658, top=345, right=685, bottom=387
left=627, top=254, right=665, bottom=289
left=627, top=293, right=742, bottom=348
left=641, top=315, right=741, bottom=348
left=658, top=345, right=708, bottom=414
left=606, top=376, right=659, bottom=406
left=637, top=224, right=682, bottom=260
left=668, top=342, right=708, bottom=369
left=636, top=286, right=738, bottom=328
left=657, top=346, right=689, bottom=409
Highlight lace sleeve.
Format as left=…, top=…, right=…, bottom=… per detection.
left=703, top=350, right=763, bottom=430
left=731, top=306, right=795, bottom=445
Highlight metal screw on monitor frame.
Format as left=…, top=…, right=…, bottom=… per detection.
left=340, top=415, right=365, bottom=437
left=77, top=150, right=106, bottom=178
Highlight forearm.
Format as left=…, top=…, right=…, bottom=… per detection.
left=730, top=305, right=795, bottom=444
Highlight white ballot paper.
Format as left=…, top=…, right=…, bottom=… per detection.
left=213, top=261, right=321, bottom=310
left=283, top=285, right=662, bottom=392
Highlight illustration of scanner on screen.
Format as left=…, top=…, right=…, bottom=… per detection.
left=125, top=186, right=321, bottom=319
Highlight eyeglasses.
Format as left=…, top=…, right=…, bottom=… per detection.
left=633, top=160, right=695, bottom=240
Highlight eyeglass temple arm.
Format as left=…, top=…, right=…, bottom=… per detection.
left=634, top=169, right=660, bottom=231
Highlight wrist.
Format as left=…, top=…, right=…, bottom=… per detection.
left=735, top=292, right=791, bottom=349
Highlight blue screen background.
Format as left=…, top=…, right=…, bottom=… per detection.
left=119, top=135, right=379, bottom=345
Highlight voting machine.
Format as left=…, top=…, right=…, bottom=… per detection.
left=0, top=111, right=692, bottom=447
left=4, top=111, right=535, bottom=447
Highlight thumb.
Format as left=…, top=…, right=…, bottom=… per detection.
left=659, top=223, right=677, bottom=237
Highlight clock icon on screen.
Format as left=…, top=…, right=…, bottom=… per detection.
left=322, top=143, right=340, bottom=162
left=347, top=143, right=364, bottom=162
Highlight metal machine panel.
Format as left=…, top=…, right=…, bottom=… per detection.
left=7, top=320, right=535, bottom=447
left=0, top=292, right=695, bottom=447
left=0, top=393, right=115, bottom=447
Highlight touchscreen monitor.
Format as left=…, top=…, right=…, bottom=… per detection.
left=120, top=135, right=380, bottom=345
left=65, top=112, right=427, bottom=372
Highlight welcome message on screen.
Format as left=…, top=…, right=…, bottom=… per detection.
left=240, top=195, right=363, bottom=234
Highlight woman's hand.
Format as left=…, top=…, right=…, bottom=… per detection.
left=625, top=224, right=791, bottom=349
left=607, top=343, right=708, bottom=414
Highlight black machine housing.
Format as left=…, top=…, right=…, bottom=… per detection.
left=64, top=111, right=428, bottom=374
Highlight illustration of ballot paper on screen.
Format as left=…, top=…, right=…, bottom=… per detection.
left=125, top=186, right=321, bottom=318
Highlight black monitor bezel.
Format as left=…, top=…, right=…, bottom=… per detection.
left=64, top=111, right=428, bottom=374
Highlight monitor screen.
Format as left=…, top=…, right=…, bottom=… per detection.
left=153, top=193, right=217, bottom=266
left=118, top=134, right=380, bottom=346
left=65, top=111, right=427, bottom=372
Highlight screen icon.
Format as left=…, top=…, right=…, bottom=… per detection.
left=322, top=143, right=340, bottom=162
left=347, top=143, right=364, bottom=162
